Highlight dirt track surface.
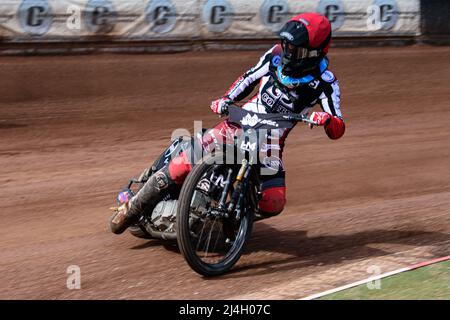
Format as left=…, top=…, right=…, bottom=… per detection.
left=1, top=46, right=449, bottom=299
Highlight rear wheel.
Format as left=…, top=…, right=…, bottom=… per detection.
left=128, top=224, right=152, bottom=239
left=176, top=156, right=256, bottom=277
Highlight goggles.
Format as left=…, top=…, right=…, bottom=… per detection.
left=281, top=40, right=320, bottom=60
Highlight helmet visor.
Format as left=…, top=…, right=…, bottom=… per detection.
left=281, top=40, right=319, bottom=60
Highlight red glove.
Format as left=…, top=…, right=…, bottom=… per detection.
left=310, top=112, right=346, bottom=140
left=309, top=112, right=331, bottom=127
left=325, top=116, right=346, bottom=140
left=210, top=98, right=232, bottom=115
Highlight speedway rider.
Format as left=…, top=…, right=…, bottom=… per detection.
left=109, top=13, right=345, bottom=235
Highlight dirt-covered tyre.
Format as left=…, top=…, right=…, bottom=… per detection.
left=176, top=156, right=256, bottom=277
left=128, top=224, right=152, bottom=239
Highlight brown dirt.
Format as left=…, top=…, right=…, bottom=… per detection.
left=0, top=46, right=449, bottom=299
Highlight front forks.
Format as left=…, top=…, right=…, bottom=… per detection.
left=214, top=159, right=251, bottom=221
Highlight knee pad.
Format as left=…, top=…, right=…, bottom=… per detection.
left=168, top=151, right=192, bottom=185
left=258, top=186, right=286, bottom=216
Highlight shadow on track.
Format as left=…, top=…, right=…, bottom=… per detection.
left=131, top=239, right=179, bottom=253
left=127, top=221, right=449, bottom=278
left=218, top=223, right=450, bottom=278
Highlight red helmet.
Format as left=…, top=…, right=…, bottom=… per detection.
left=278, top=13, right=332, bottom=77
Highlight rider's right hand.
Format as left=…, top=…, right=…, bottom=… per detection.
left=210, top=97, right=232, bottom=115
left=309, top=111, right=331, bottom=128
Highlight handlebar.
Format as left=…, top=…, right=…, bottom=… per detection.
left=223, top=103, right=319, bottom=127
left=280, top=113, right=319, bottom=126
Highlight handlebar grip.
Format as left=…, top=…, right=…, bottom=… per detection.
left=302, top=118, right=319, bottom=126
left=221, top=104, right=229, bottom=115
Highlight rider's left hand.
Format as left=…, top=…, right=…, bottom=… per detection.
left=309, top=111, right=331, bottom=128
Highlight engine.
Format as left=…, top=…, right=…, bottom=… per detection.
left=148, top=200, right=178, bottom=235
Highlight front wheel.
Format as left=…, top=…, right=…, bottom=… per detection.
left=176, top=156, right=256, bottom=276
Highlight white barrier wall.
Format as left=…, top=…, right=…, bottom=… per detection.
left=200, top=0, right=420, bottom=39
left=0, top=0, right=420, bottom=42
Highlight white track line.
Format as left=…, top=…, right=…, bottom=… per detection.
left=300, top=255, right=450, bottom=300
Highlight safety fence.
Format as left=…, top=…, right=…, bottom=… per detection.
left=0, top=0, right=422, bottom=43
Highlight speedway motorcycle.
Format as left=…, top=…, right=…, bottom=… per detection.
left=112, top=105, right=317, bottom=276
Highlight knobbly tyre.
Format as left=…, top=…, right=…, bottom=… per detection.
left=110, top=105, right=317, bottom=276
